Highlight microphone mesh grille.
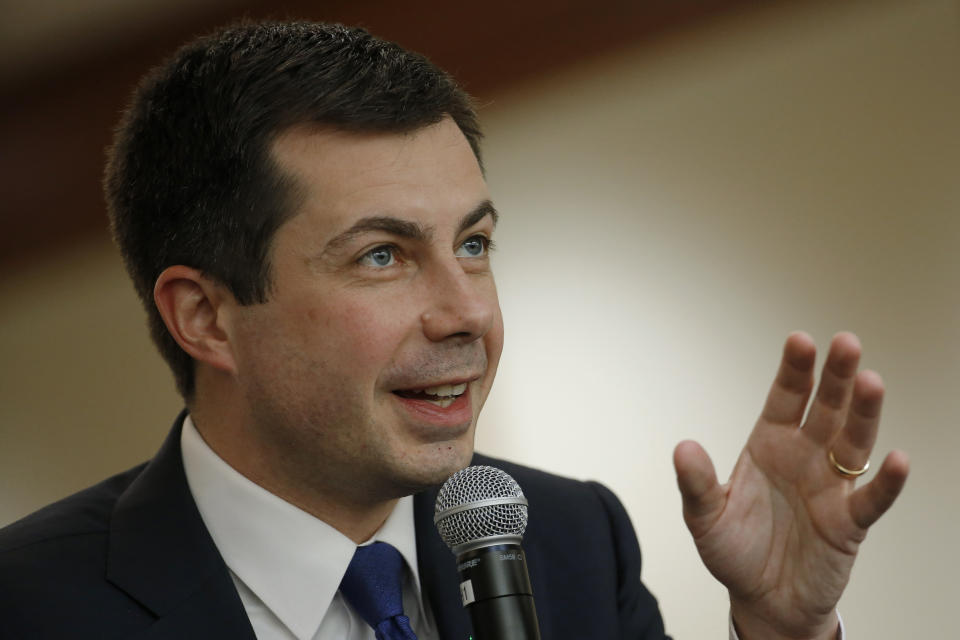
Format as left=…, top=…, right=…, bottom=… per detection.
left=434, top=465, right=528, bottom=550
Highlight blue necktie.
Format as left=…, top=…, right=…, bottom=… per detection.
left=339, top=542, right=419, bottom=640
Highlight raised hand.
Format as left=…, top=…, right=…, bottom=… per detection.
left=673, top=332, right=909, bottom=640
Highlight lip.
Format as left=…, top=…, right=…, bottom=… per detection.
left=391, top=375, right=479, bottom=391
left=391, top=385, right=474, bottom=429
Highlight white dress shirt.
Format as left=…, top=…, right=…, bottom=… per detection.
left=181, top=416, right=438, bottom=640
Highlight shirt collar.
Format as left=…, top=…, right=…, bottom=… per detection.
left=180, top=415, right=426, bottom=640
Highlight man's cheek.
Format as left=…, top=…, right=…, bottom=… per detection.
left=487, top=310, right=505, bottom=363
left=334, top=320, right=407, bottom=368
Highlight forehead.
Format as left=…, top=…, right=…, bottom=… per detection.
left=269, top=118, right=488, bottom=231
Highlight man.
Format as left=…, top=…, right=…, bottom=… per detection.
left=0, top=21, right=908, bottom=639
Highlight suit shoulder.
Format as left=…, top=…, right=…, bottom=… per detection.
left=471, top=453, right=623, bottom=515
left=471, top=455, right=668, bottom=637
left=472, top=452, right=578, bottom=486
left=0, top=462, right=146, bottom=554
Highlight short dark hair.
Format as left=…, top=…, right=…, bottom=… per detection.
left=104, top=21, right=483, bottom=400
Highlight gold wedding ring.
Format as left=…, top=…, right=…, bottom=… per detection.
left=828, top=450, right=870, bottom=478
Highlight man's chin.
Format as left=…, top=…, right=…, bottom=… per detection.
left=391, top=444, right=474, bottom=495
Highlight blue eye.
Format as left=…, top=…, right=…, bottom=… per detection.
left=456, top=236, right=488, bottom=258
left=359, top=245, right=396, bottom=267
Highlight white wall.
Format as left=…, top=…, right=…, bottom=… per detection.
left=0, top=0, right=956, bottom=637
left=475, top=1, right=959, bottom=637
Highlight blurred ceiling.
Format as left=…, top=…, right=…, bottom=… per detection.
left=0, top=0, right=794, bottom=273
left=0, top=0, right=245, bottom=82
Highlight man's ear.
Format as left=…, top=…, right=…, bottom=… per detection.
left=154, top=265, right=238, bottom=375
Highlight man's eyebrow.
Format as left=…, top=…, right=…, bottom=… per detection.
left=324, top=217, right=431, bottom=253
left=323, top=200, right=498, bottom=255
left=458, top=200, right=499, bottom=235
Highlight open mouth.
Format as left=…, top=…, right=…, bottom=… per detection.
left=393, top=382, right=468, bottom=408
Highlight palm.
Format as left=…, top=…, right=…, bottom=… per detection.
left=674, top=333, right=909, bottom=638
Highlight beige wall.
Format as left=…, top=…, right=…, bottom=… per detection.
left=1, top=0, right=956, bottom=636
left=477, top=1, right=959, bottom=636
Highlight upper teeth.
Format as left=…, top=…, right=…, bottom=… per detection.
left=421, top=383, right=467, bottom=397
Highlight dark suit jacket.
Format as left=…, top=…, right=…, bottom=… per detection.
left=0, top=415, right=669, bottom=639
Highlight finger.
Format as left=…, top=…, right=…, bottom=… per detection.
left=759, top=331, right=817, bottom=426
left=801, top=332, right=861, bottom=444
left=673, top=440, right=724, bottom=538
left=827, top=370, right=884, bottom=477
left=849, top=450, right=910, bottom=529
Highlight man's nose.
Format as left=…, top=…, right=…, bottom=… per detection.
left=420, top=261, right=496, bottom=343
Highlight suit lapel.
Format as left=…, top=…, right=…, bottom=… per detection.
left=106, top=413, right=256, bottom=638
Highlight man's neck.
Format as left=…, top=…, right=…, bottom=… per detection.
left=188, top=404, right=398, bottom=544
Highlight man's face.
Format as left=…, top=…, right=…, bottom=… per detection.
left=226, top=117, right=503, bottom=505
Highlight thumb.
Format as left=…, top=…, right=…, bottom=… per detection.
left=673, top=440, right=724, bottom=537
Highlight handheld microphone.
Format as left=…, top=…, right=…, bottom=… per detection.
left=434, top=465, right=541, bottom=640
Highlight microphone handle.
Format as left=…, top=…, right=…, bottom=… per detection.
left=456, top=543, right=541, bottom=640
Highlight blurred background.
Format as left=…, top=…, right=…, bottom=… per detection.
left=1, top=0, right=957, bottom=636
